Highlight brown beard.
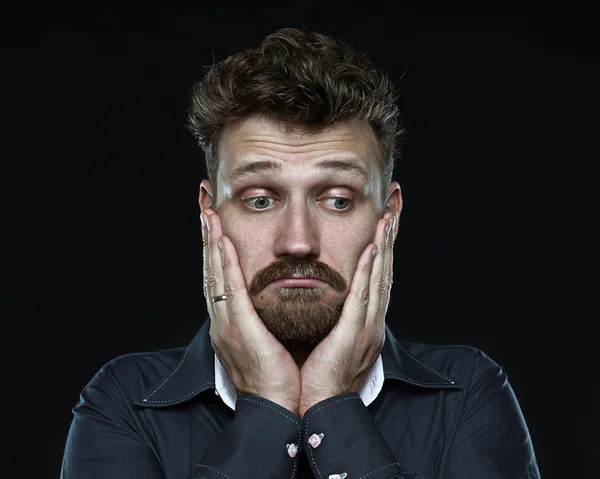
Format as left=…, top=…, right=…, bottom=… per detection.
left=248, top=257, right=347, bottom=345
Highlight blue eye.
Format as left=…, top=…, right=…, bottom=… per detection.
left=334, top=198, right=350, bottom=209
left=247, top=197, right=274, bottom=210
left=323, top=197, right=352, bottom=211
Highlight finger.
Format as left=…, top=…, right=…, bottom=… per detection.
left=340, top=215, right=389, bottom=328
left=218, top=235, right=265, bottom=331
left=205, top=209, right=230, bottom=326
left=365, top=216, right=393, bottom=326
left=338, top=239, right=379, bottom=329
left=382, top=216, right=398, bottom=308
left=201, top=211, right=215, bottom=320
left=379, top=214, right=396, bottom=319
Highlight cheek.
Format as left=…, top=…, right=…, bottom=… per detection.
left=220, top=215, right=276, bottom=280
left=320, top=219, right=378, bottom=279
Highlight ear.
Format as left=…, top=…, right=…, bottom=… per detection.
left=199, top=179, right=213, bottom=212
left=385, top=181, right=403, bottom=240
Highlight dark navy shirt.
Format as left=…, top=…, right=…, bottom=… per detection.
left=61, top=320, right=540, bottom=478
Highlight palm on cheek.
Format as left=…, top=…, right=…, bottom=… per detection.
left=298, top=214, right=395, bottom=417
left=201, top=209, right=302, bottom=414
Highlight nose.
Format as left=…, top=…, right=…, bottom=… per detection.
left=273, top=202, right=320, bottom=258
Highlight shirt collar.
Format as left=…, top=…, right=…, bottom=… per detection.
left=135, top=321, right=460, bottom=408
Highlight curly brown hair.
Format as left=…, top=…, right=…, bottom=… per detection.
left=187, top=27, right=403, bottom=200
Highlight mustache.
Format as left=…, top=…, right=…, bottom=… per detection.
left=247, top=257, right=347, bottom=295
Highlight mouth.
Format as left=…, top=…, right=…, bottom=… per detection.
left=269, top=277, right=327, bottom=288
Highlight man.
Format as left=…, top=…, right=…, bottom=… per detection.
left=61, top=28, right=540, bottom=479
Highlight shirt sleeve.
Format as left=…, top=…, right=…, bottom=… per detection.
left=61, top=367, right=165, bottom=479
left=195, top=393, right=302, bottom=479
left=301, top=393, right=404, bottom=479
left=442, top=350, right=540, bottom=478
left=301, top=351, right=540, bottom=479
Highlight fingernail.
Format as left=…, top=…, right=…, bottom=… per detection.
left=217, top=239, right=223, bottom=251
left=386, top=219, right=392, bottom=234
left=372, top=245, right=378, bottom=258
left=200, top=213, right=205, bottom=227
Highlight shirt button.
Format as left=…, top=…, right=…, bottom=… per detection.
left=286, top=443, right=298, bottom=458
left=308, top=433, right=324, bottom=448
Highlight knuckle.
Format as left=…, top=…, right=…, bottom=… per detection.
left=210, top=323, right=233, bottom=345
left=209, top=328, right=220, bottom=345
left=208, top=272, right=219, bottom=287
left=221, top=255, right=231, bottom=269
left=224, top=284, right=235, bottom=295
left=355, top=285, right=370, bottom=302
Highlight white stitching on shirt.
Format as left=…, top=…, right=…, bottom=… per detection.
left=143, top=381, right=215, bottom=404
left=358, top=462, right=401, bottom=479
left=390, top=339, right=456, bottom=384
left=304, top=396, right=359, bottom=422
left=304, top=396, right=360, bottom=479
left=196, top=464, right=232, bottom=479
left=383, top=371, right=450, bottom=386
left=236, top=397, right=301, bottom=479
left=143, top=347, right=189, bottom=401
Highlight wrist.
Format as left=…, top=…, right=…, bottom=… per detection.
left=298, top=395, right=331, bottom=418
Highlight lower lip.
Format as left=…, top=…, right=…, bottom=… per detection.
left=271, top=278, right=325, bottom=288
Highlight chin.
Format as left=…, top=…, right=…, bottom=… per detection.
left=254, top=288, right=344, bottom=345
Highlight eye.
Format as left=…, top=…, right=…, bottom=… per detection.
left=322, top=197, right=353, bottom=212
left=245, top=196, right=275, bottom=210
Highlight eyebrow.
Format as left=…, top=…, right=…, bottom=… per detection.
left=316, top=159, right=369, bottom=180
left=231, top=160, right=282, bottom=179
left=231, top=158, right=368, bottom=181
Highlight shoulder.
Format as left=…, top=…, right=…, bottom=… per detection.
left=392, top=337, right=505, bottom=387
left=396, top=338, right=501, bottom=367
left=79, top=347, right=187, bottom=403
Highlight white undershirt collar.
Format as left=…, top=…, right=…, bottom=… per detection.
left=214, top=353, right=384, bottom=410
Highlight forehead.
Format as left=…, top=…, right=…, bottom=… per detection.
left=217, top=115, right=382, bottom=179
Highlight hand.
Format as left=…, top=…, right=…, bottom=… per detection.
left=297, top=213, right=395, bottom=417
left=201, top=208, right=301, bottom=413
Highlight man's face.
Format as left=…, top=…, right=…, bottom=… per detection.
left=200, top=115, right=401, bottom=344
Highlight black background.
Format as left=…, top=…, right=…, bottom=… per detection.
left=5, top=2, right=596, bottom=478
